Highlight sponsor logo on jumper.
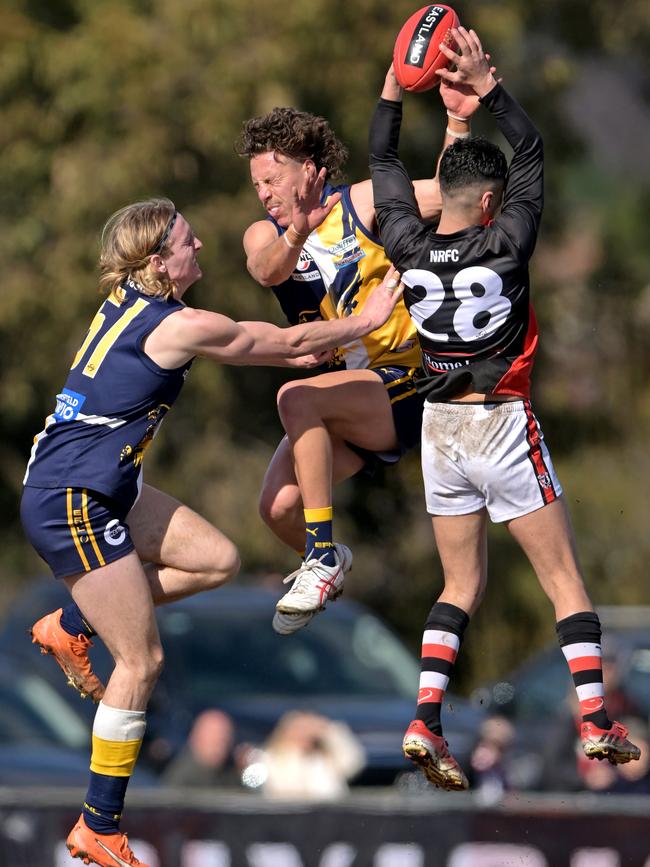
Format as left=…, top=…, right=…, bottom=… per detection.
left=427, top=358, right=470, bottom=372
left=54, top=388, right=86, bottom=422
left=104, top=519, right=127, bottom=547
left=328, top=236, right=359, bottom=256
left=334, top=248, right=365, bottom=270
left=292, top=270, right=321, bottom=282
left=430, top=249, right=459, bottom=263
left=295, top=249, right=314, bottom=272
left=327, top=236, right=365, bottom=271
left=407, top=6, right=447, bottom=67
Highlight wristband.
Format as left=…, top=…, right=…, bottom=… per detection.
left=282, top=224, right=310, bottom=249
left=446, top=111, right=470, bottom=123
left=446, top=127, right=471, bottom=140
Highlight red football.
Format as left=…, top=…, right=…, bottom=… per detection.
left=393, top=5, right=459, bottom=93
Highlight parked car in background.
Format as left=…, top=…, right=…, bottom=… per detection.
left=0, top=652, right=158, bottom=786
left=473, top=606, right=650, bottom=791
left=0, top=578, right=484, bottom=786
left=0, top=652, right=91, bottom=785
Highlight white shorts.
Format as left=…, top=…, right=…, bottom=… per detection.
left=421, top=399, right=562, bottom=522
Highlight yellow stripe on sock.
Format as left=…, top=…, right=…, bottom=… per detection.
left=304, top=506, right=333, bottom=523
left=90, top=734, right=143, bottom=777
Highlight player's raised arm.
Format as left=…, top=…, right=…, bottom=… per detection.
left=438, top=26, right=543, bottom=259
left=369, top=71, right=432, bottom=264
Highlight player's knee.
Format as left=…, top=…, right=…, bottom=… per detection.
left=214, top=540, right=241, bottom=585
left=442, top=573, right=486, bottom=614
left=147, top=645, right=165, bottom=683
left=277, top=381, right=315, bottom=429
left=119, top=644, right=165, bottom=688
left=201, top=540, right=240, bottom=590
left=542, top=568, right=588, bottom=609
left=258, top=482, right=300, bottom=529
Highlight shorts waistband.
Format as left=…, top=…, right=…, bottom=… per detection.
left=423, top=399, right=527, bottom=416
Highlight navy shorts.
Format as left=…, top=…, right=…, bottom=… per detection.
left=347, top=365, right=425, bottom=471
left=21, top=486, right=135, bottom=579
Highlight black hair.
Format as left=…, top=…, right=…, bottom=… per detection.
left=439, top=136, right=507, bottom=195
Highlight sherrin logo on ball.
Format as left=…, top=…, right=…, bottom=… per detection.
left=393, top=5, right=459, bottom=93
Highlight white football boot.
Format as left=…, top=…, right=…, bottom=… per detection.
left=272, top=543, right=352, bottom=635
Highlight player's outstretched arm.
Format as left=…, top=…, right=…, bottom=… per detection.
left=146, top=267, right=403, bottom=368
left=232, top=264, right=403, bottom=365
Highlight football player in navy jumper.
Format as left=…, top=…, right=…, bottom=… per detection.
left=369, top=27, right=640, bottom=790
left=23, top=198, right=402, bottom=865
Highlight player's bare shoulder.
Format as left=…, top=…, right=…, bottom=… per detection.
left=243, top=218, right=278, bottom=256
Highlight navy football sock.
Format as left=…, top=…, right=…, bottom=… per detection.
left=60, top=603, right=96, bottom=638
left=304, top=507, right=336, bottom=566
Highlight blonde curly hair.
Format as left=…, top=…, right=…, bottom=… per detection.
left=99, top=198, right=178, bottom=299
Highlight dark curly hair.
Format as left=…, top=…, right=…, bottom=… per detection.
left=439, top=137, right=507, bottom=195
left=235, top=107, right=349, bottom=181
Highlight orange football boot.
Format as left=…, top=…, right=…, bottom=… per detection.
left=66, top=815, right=148, bottom=866
left=31, top=608, right=105, bottom=702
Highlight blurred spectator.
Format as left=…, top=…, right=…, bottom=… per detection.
left=162, top=709, right=243, bottom=788
left=467, top=715, right=515, bottom=801
left=258, top=711, right=365, bottom=800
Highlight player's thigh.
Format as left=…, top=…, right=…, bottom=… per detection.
left=431, top=510, right=489, bottom=586
left=506, top=495, right=583, bottom=582
left=128, top=484, right=237, bottom=573
left=279, top=369, right=398, bottom=451
left=64, top=550, right=160, bottom=664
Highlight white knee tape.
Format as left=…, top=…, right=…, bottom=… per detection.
left=93, top=701, right=147, bottom=742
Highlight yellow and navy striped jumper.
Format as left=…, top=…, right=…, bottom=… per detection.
left=270, top=183, right=421, bottom=372
left=24, top=278, right=191, bottom=512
